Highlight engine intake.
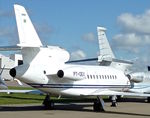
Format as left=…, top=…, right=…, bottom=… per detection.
left=57, top=70, right=64, bottom=78
left=127, top=73, right=143, bottom=83
left=9, top=68, right=16, bottom=78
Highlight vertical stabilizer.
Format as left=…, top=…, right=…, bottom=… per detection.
left=14, top=4, right=42, bottom=47
left=14, top=4, right=43, bottom=64
left=97, top=26, right=133, bottom=72
left=97, top=27, right=115, bottom=62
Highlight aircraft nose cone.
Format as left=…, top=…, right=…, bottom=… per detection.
left=9, top=68, right=16, bottom=77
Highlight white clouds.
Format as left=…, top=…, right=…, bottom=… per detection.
left=113, top=33, right=141, bottom=46
left=118, top=10, right=150, bottom=34
left=113, top=9, right=150, bottom=70
left=71, top=50, right=86, bottom=60
left=113, top=9, right=150, bottom=50
left=113, top=33, right=150, bottom=48
left=82, top=32, right=95, bottom=41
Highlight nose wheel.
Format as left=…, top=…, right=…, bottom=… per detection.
left=43, top=94, right=54, bottom=109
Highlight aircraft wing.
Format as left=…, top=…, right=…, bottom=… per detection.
left=81, top=89, right=150, bottom=97
left=0, top=74, right=8, bottom=89
left=0, top=84, right=8, bottom=89
left=0, top=45, right=21, bottom=51
left=0, top=89, right=43, bottom=94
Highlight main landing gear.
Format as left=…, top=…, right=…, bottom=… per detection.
left=43, top=94, right=54, bottom=109
left=93, top=96, right=105, bottom=112
left=147, top=97, right=150, bottom=103
left=110, top=95, right=117, bottom=107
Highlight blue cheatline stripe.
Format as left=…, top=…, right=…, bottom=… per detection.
left=131, top=85, right=150, bottom=89
left=27, top=83, right=131, bottom=89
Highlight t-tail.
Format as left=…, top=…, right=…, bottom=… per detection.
left=97, top=26, right=133, bottom=72
left=14, top=4, right=43, bottom=47
left=14, top=4, right=43, bottom=64
left=97, top=27, right=115, bottom=63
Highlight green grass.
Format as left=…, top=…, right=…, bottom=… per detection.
left=8, top=86, right=35, bottom=90
left=0, top=92, right=98, bottom=105
left=0, top=86, right=44, bottom=105
left=0, top=93, right=45, bottom=105
left=0, top=86, right=106, bottom=105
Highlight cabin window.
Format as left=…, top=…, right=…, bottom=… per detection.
left=90, top=75, right=92, bottom=79
left=110, top=75, right=112, bottom=79
left=43, top=70, right=46, bottom=74
left=93, top=75, right=95, bottom=79
left=96, top=75, right=98, bottom=79
left=107, top=75, right=109, bottom=79
left=87, top=75, right=89, bottom=79
left=112, top=75, right=114, bottom=79
left=99, top=75, right=101, bottom=79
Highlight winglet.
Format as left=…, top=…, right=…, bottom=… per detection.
left=14, top=4, right=43, bottom=47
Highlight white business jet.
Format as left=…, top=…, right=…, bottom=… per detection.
left=128, top=67, right=150, bottom=98
left=97, top=26, right=150, bottom=104
left=2, top=4, right=150, bottom=112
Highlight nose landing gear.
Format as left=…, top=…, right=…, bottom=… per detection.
left=43, top=94, right=54, bottom=109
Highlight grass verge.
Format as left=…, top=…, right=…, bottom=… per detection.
left=0, top=86, right=106, bottom=105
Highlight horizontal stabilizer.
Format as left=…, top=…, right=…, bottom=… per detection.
left=0, top=89, right=43, bottom=94
left=66, top=57, right=133, bottom=65
left=112, top=58, right=133, bottom=65
left=66, top=58, right=98, bottom=63
left=0, top=45, right=21, bottom=51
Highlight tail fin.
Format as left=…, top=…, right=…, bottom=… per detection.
left=14, top=4, right=42, bottom=64
left=97, top=27, right=115, bottom=62
left=14, top=4, right=42, bottom=47
left=97, top=26, right=133, bottom=72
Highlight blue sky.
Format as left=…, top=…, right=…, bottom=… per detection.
left=0, top=0, right=150, bottom=70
